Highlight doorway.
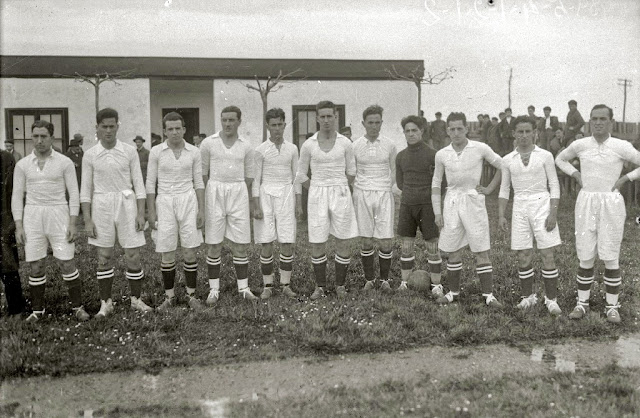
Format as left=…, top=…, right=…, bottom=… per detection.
left=162, top=108, right=200, bottom=144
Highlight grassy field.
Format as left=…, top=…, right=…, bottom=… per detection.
left=231, top=363, right=640, bottom=418
left=1, top=195, right=639, bottom=378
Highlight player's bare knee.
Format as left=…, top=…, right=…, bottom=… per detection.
left=401, top=238, right=414, bottom=257
left=517, top=249, right=534, bottom=267
left=207, top=243, right=222, bottom=258
left=182, top=248, right=197, bottom=264
left=97, top=248, right=114, bottom=269
left=424, top=238, right=440, bottom=261
left=310, top=242, right=326, bottom=258
left=280, top=243, right=294, bottom=257
left=261, top=242, right=275, bottom=258
left=232, top=242, right=248, bottom=258
left=474, top=250, right=491, bottom=265
left=447, top=250, right=463, bottom=263
left=58, top=259, right=76, bottom=275
left=161, top=251, right=177, bottom=265
left=29, top=259, right=46, bottom=277
left=124, top=248, right=141, bottom=269
left=378, top=238, right=393, bottom=253
left=539, top=249, right=556, bottom=269
left=360, top=237, right=374, bottom=251
left=335, top=238, right=352, bottom=258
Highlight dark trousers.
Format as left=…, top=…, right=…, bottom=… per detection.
left=1, top=229, right=25, bottom=315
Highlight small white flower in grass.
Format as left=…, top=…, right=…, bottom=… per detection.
left=464, top=399, right=470, bottom=405
left=487, top=394, right=492, bottom=398
left=550, top=403, right=555, bottom=407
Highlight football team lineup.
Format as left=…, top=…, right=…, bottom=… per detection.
left=5, top=101, right=640, bottom=325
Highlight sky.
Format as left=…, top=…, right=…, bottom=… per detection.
left=1, top=0, right=639, bottom=122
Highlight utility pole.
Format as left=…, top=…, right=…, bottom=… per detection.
left=508, top=67, right=513, bottom=109
left=617, top=78, right=632, bottom=123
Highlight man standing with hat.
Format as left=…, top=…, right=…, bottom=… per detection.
left=134, top=135, right=150, bottom=183
left=4, top=140, right=22, bottom=163
left=65, top=133, right=84, bottom=187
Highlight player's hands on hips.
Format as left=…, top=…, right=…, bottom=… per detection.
left=612, top=175, right=628, bottom=192
left=476, top=185, right=491, bottom=195
left=544, top=213, right=557, bottom=232
left=499, top=216, right=509, bottom=232
left=135, top=214, right=145, bottom=232
left=66, top=220, right=77, bottom=243
left=196, top=210, right=204, bottom=229
left=15, top=224, right=26, bottom=245
left=147, top=212, right=157, bottom=230
left=85, top=218, right=97, bottom=239
left=571, top=172, right=583, bottom=187
left=435, top=214, right=444, bottom=229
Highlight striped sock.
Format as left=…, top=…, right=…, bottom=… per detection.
left=279, top=254, right=294, bottom=285
left=428, top=258, right=442, bottom=286
left=62, top=269, right=82, bottom=307
left=518, top=265, right=535, bottom=296
left=96, top=268, right=115, bottom=301
left=400, top=255, right=415, bottom=282
left=161, top=261, right=176, bottom=293
left=28, top=275, right=46, bottom=312
left=542, top=268, right=559, bottom=300
left=206, top=256, right=221, bottom=279
left=335, top=255, right=351, bottom=287
left=261, top=255, right=274, bottom=287
left=360, top=249, right=375, bottom=281
left=126, top=269, right=144, bottom=299
left=604, top=269, right=622, bottom=306
left=183, top=261, right=198, bottom=295
left=576, top=267, right=594, bottom=302
left=378, top=250, right=392, bottom=281
left=311, top=255, right=327, bottom=287
left=476, top=264, right=493, bottom=294
left=233, top=256, right=249, bottom=280
left=446, top=262, right=463, bottom=293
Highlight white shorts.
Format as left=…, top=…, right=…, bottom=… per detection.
left=353, top=188, right=394, bottom=239
left=89, top=191, right=146, bottom=249
left=23, top=205, right=75, bottom=262
left=575, top=190, right=626, bottom=261
left=438, top=190, right=490, bottom=253
left=253, top=183, right=297, bottom=244
left=307, top=185, right=358, bottom=243
left=155, top=190, right=203, bottom=252
left=511, top=193, right=561, bottom=250
left=205, top=181, right=251, bottom=245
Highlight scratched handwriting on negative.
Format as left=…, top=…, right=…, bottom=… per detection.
left=421, top=0, right=617, bottom=27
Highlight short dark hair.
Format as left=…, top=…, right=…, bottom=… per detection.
left=221, top=106, right=242, bottom=120
left=162, top=112, right=185, bottom=129
left=543, top=106, right=551, bottom=111
left=446, top=112, right=467, bottom=126
left=401, top=115, right=425, bottom=130
left=96, top=108, right=119, bottom=124
left=151, top=133, right=161, bottom=140
left=316, top=101, right=336, bottom=112
left=339, top=126, right=352, bottom=135
left=505, top=108, right=512, bottom=113
left=199, top=133, right=207, bottom=139
left=265, top=108, right=286, bottom=123
left=362, top=105, right=383, bottom=121
left=499, top=112, right=506, bottom=117
left=491, top=117, right=498, bottom=122
left=31, top=120, right=54, bottom=136
left=568, top=100, right=577, bottom=106
left=513, top=115, right=536, bottom=130
left=435, top=112, right=442, bottom=117
left=527, top=105, right=535, bottom=111
left=483, top=114, right=490, bottom=119
left=590, top=104, right=613, bottom=120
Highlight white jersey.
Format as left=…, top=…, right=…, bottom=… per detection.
left=252, top=139, right=301, bottom=196
left=432, top=140, right=502, bottom=192
left=556, top=135, right=640, bottom=192
left=296, top=133, right=355, bottom=187
left=200, top=133, right=254, bottom=183
left=352, top=135, right=397, bottom=191
left=499, top=146, right=560, bottom=200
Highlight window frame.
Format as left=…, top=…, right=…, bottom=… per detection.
left=4, top=108, right=70, bottom=155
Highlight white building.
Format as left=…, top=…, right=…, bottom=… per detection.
left=0, top=55, right=422, bottom=155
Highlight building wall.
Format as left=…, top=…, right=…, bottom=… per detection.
left=0, top=78, right=150, bottom=152
left=213, top=79, right=417, bottom=151
left=149, top=79, right=215, bottom=138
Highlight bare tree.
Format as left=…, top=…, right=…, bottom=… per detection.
left=385, top=65, right=455, bottom=113
left=54, top=70, right=136, bottom=114
left=243, top=69, right=304, bottom=142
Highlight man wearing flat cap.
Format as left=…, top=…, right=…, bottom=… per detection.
left=4, top=140, right=22, bottom=163
left=134, top=135, right=150, bottom=183
left=65, top=133, right=84, bottom=186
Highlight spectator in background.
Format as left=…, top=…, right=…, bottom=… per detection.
left=487, top=117, right=502, bottom=156
left=499, top=108, right=516, bottom=154
left=419, top=111, right=430, bottom=144
left=65, top=133, right=84, bottom=187
left=1, top=149, right=25, bottom=317
left=193, top=133, right=206, bottom=148
left=134, top=135, right=149, bottom=183
left=527, top=105, right=539, bottom=121
left=481, top=114, right=491, bottom=143
left=150, top=133, right=162, bottom=148
left=563, top=99, right=585, bottom=146
left=4, top=140, right=22, bottom=163
left=428, top=112, right=449, bottom=151
left=538, top=106, right=560, bottom=150
left=339, top=126, right=353, bottom=141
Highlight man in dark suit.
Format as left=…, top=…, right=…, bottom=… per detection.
left=563, top=99, right=585, bottom=146
left=498, top=108, right=516, bottom=154
left=134, top=135, right=150, bottom=183
left=428, top=112, right=449, bottom=150
left=537, top=106, right=559, bottom=150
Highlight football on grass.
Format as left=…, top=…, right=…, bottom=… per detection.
left=408, top=270, right=430, bottom=291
